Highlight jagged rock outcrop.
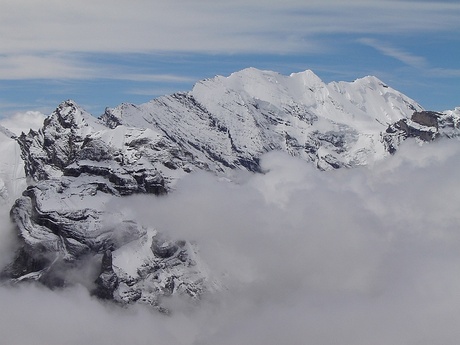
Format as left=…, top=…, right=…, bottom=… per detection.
left=3, top=101, right=209, bottom=308
left=94, top=250, right=119, bottom=300
left=111, top=232, right=208, bottom=311
left=383, top=109, right=460, bottom=153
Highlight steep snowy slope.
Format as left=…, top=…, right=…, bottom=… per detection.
left=1, top=68, right=459, bottom=311
left=102, top=68, right=422, bottom=171
left=0, top=126, right=26, bottom=204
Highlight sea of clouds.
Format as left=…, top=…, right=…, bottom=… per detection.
left=2, top=139, right=460, bottom=344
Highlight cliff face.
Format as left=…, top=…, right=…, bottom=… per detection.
left=383, top=110, right=460, bottom=153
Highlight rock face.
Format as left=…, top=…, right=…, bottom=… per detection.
left=1, top=68, right=460, bottom=310
left=383, top=109, right=460, bottom=153
left=4, top=101, right=211, bottom=310
left=94, top=250, right=119, bottom=300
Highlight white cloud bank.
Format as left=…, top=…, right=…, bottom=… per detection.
left=2, top=139, right=460, bottom=344
left=0, top=111, right=46, bottom=135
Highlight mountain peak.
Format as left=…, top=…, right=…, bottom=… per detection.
left=57, top=99, right=81, bottom=115
left=44, top=99, right=104, bottom=133
left=44, top=99, right=86, bottom=128
left=289, top=69, right=324, bottom=86
left=353, top=75, right=389, bottom=89
left=230, top=67, right=279, bottom=78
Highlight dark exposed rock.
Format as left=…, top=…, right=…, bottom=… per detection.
left=163, top=276, right=175, bottom=296
left=382, top=110, right=460, bottom=154
left=151, top=235, right=185, bottom=258
left=317, top=131, right=347, bottom=148
left=318, top=153, right=347, bottom=170
left=17, top=130, right=49, bottom=180
left=78, top=138, right=114, bottom=161
left=394, top=118, right=438, bottom=142
left=411, top=111, right=441, bottom=129
left=238, top=157, right=261, bottom=173
left=9, top=179, right=147, bottom=263
left=0, top=245, right=51, bottom=281
left=94, top=250, right=119, bottom=299
left=100, top=107, right=123, bottom=129
left=16, top=100, right=102, bottom=180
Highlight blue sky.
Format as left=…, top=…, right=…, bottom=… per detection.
left=1, top=0, right=459, bottom=117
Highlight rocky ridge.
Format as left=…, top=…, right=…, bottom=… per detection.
left=383, top=109, right=460, bottom=153
left=1, top=68, right=459, bottom=311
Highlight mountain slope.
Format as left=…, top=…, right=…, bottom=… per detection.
left=102, top=68, right=423, bottom=172
left=0, top=127, right=26, bottom=205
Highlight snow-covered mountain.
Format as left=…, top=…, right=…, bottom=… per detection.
left=102, top=68, right=423, bottom=172
left=1, top=68, right=459, bottom=311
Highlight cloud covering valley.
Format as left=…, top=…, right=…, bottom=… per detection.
left=1, top=139, right=460, bottom=344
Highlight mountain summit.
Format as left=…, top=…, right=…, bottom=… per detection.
left=1, top=68, right=459, bottom=311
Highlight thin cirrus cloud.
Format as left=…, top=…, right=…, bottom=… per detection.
left=125, top=87, right=189, bottom=97
left=1, top=0, right=459, bottom=114
left=428, top=68, right=460, bottom=78
left=0, top=54, right=93, bottom=80
left=358, top=38, right=428, bottom=69
left=0, top=1, right=459, bottom=81
left=116, top=73, right=196, bottom=83
left=1, top=0, right=460, bottom=54
left=358, top=38, right=460, bottom=79
left=0, top=53, right=195, bottom=83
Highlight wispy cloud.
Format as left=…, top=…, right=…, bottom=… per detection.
left=1, top=1, right=459, bottom=55
left=0, top=98, right=55, bottom=118
left=358, top=38, right=427, bottom=69
left=116, top=74, right=195, bottom=83
left=358, top=38, right=460, bottom=81
left=0, top=1, right=458, bottom=111
left=0, top=54, right=94, bottom=80
left=0, top=53, right=196, bottom=83
left=1, top=1, right=459, bottom=82
left=428, top=67, right=460, bottom=78
left=126, top=87, right=188, bottom=97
